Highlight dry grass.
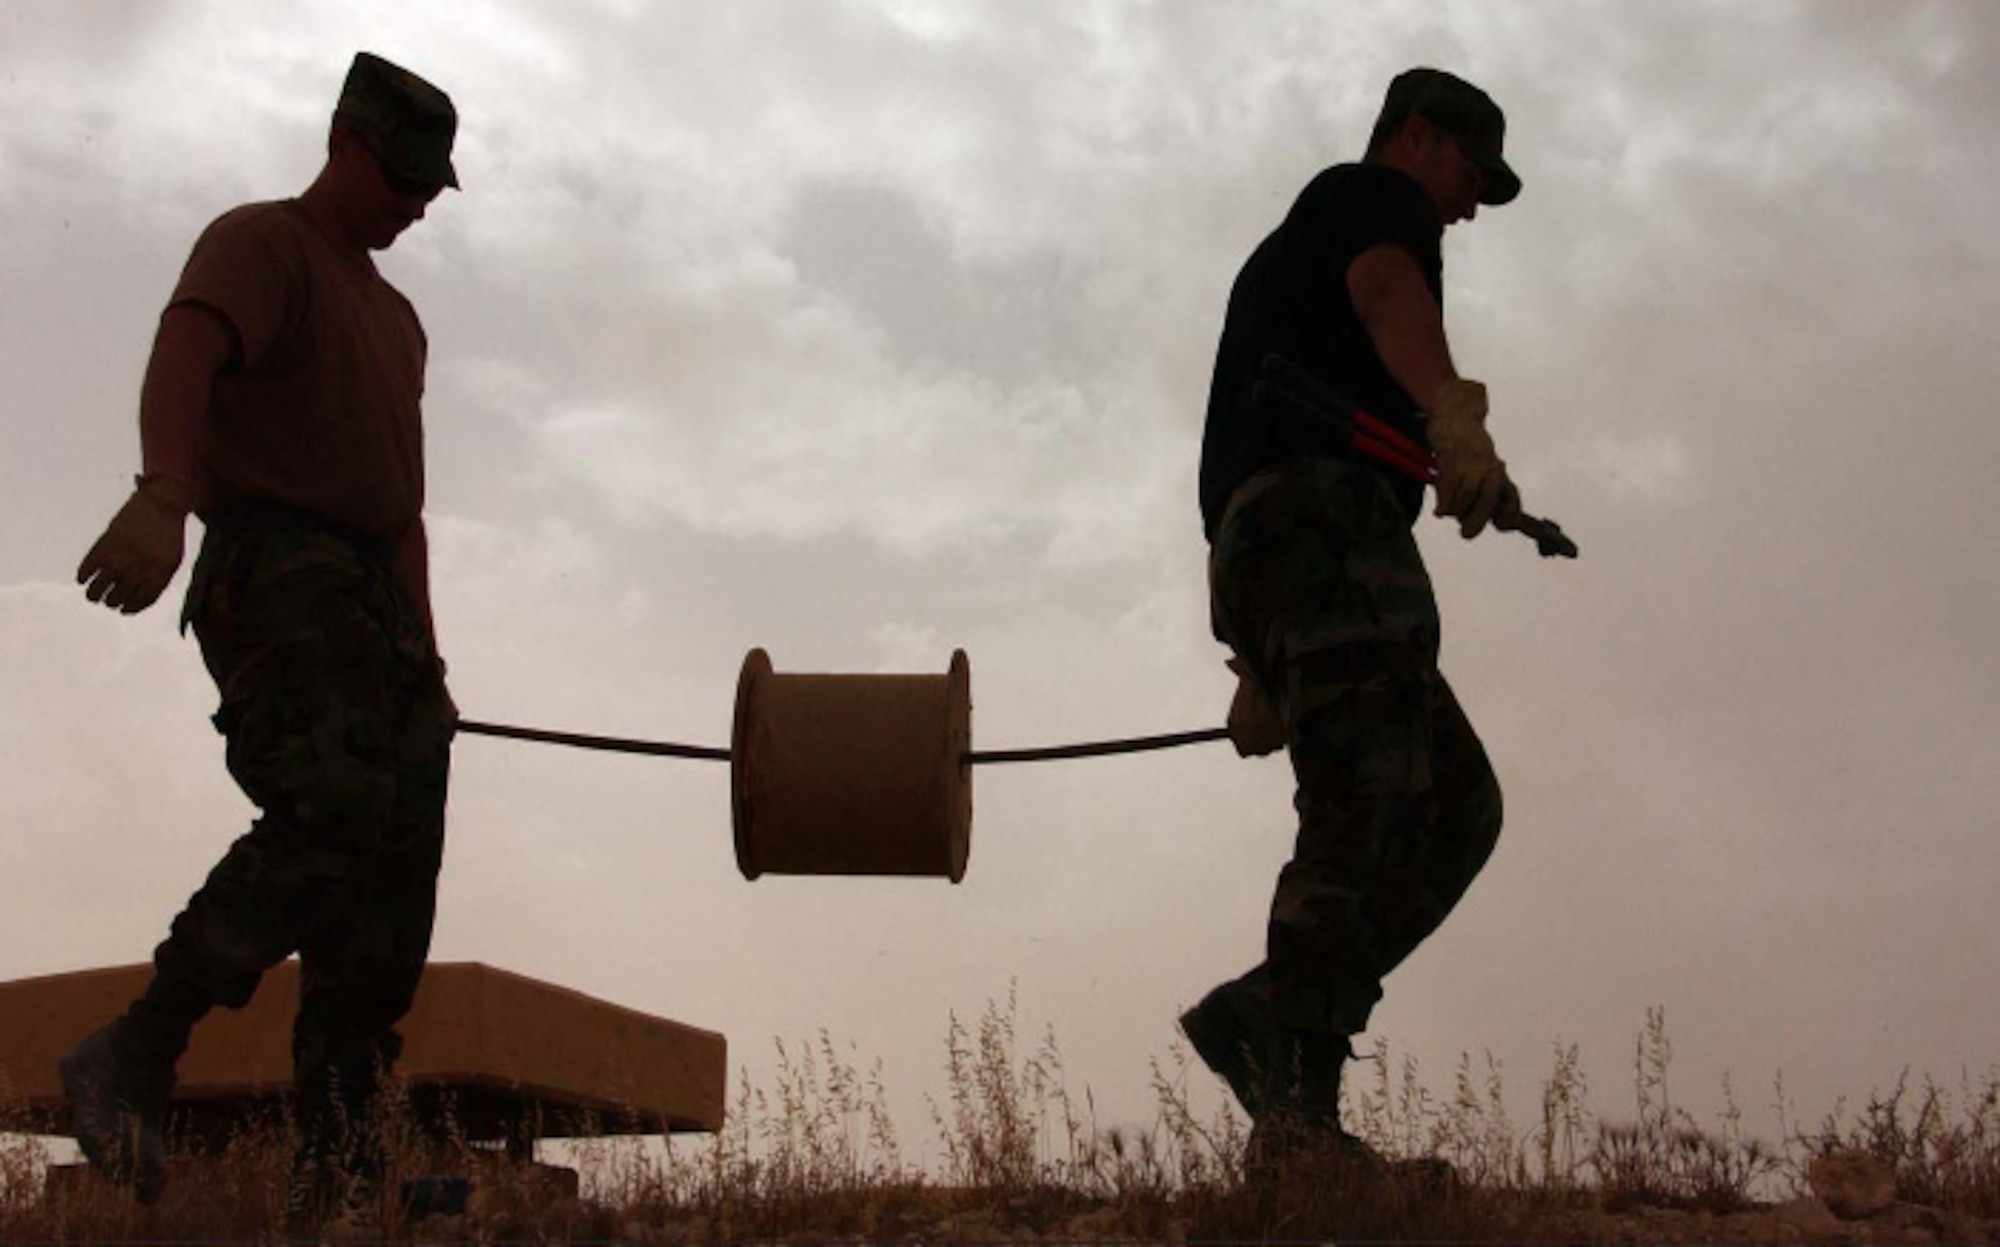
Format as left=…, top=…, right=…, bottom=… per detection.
left=3, top=999, right=1998, bottom=1242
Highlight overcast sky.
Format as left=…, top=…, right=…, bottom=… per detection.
left=3, top=1, right=1996, bottom=1166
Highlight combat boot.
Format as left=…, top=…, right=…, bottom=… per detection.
left=285, top=1139, right=388, bottom=1239
left=1245, top=1029, right=1368, bottom=1172
left=58, top=1020, right=176, bottom=1204
left=286, top=1176, right=385, bottom=1240
left=287, top=1053, right=394, bottom=1239
left=1178, top=967, right=1276, bottom=1117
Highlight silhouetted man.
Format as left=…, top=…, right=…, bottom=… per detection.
left=1184, top=67, right=1524, bottom=1166
left=63, top=52, right=460, bottom=1231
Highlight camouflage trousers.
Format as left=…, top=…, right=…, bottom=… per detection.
left=1208, top=457, right=1502, bottom=1041
left=138, top=502, right=452, bottom=1168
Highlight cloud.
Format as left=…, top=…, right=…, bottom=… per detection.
left=530, top=358, right=1138, bottom=559
left=1572, top=432, right=1695, bottom=505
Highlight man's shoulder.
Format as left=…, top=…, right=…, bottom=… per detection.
left=191, top=200, right=310, bottom=257
left=1295, top=162, right=1432, bottom=217
left=1284, top=162, right=1441, bottom=268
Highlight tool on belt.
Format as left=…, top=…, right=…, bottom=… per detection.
left=1253, top=353, right=1579, bottom=559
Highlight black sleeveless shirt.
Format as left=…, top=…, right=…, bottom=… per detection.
left=1198, top=163, right=1443, bottom=539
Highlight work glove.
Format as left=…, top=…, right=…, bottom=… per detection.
left=1225, top=656, right=1286, bottom=758
left=77, top=476, right=193, bottom=614
left=1426, top=379, right=1515, bottom=539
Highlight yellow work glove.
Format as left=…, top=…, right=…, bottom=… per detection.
left=1426, top=379, right=1516, bottom=539
left=1225, top=656, right=1286, bottom=758
left=77, top=476, right=193, bottom=614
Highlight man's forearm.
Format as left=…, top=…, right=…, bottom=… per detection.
left=1365, top=284, right=1458, bottom=405
left=76, top=304, right=235, bottom=613
left=137, top=304, right=236, bottom=511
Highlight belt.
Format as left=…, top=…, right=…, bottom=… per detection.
left=203, top=497, right=397, bottom=564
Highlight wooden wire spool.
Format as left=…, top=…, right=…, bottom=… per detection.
left=730, top=648, right=972, bottom=882
left=458, top=651, right=1231, bottom=887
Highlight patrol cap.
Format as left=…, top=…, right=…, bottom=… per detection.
left=334, top=52, right=459, bottom=193
left=1374, top=67, right=1519, bottom=206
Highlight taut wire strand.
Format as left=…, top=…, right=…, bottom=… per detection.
left=455, top=718, right=1230, bottom=765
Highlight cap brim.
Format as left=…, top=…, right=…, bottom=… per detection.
left=404, top=147, right=459, bottom=192
left=387, top=152, right=460, bottom=194
left=1478, top=158, right=1520, bottom=206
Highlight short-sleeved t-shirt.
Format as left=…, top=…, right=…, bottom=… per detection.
left=1198, top=163, right=1443, bottom=539
left=169, top=199, right=429, bottom=541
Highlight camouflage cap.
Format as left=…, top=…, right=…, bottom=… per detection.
left=1374, top=67, right=1519, bottom=206
left=334, top=52, right=459, bottom=193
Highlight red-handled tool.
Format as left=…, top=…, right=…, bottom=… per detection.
left=1254, top=354, right=1578, bottom=559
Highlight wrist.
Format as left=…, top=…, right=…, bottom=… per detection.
left=133, top=473, right=198, bottom=516
left=1427, top=378, right=1489, bottom=425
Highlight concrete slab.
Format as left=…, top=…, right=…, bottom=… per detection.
left=0, top=961, right=725, bottom=1147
